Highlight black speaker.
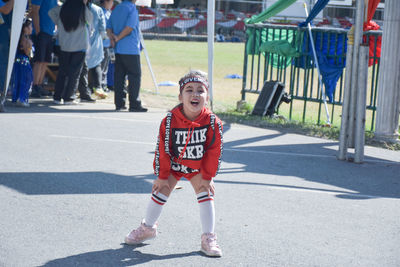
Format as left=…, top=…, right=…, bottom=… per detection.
left=252, top=81, right=286, bottom=116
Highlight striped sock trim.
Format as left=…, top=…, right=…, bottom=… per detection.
left=151, top=192, right=167, bottom=206
left=197, top=192, right=214, bottom=203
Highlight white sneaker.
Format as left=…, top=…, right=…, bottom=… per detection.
left=125, top=220, right=157, bottom=245
left=16, top=101, right=30, bottom=107
left=64, top=100, right=79, bottom=105
left=201, top=233, right=222, bottom=257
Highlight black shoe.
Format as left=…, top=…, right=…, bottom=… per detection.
left=30, top=85, right=41, bottom=98
left=39, top=85, right=53, bottom=96
left=129, top=106, right=148, bottom=112
left=80, top=96, right=96, bottom=103
left=116, top=106, right=127, bottom=111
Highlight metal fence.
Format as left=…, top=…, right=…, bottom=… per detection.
left=241, top=23, right=382, bottom=130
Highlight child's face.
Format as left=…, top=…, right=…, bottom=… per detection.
left=179, top=82, right=208, bottom=120
left=104, top=0, right=113, bottom=9
left=24, top=24, right=33, bottom=35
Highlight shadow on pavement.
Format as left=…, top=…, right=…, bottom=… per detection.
left=39, top=244, right=200, bottom=266
left=220, top=123, right=400, bottom=199
left=0, top=172, right=154, bottom=195
left=3, top=99, right=115, bottom=114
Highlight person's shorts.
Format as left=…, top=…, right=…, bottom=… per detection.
left=33, top=32, right=53, bottom=63
left=171, top=170, right=199, bottom=181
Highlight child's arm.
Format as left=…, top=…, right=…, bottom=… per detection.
left=200, top=116, right=223, bottom=180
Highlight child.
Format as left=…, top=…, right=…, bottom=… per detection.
left=125, top=70, right=224, bottom=257
left=10, top=17, right=33, bottom=107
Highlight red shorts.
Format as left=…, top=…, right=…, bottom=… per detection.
left=170, top=171, right=200, bottom=181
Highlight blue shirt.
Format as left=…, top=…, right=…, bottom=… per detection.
left=86, top=3, right=105, bottom=69
left=107, top=0, right=140, bottom=55
left=101, top=7, right=111, bottom=48
left=31, top=0, right=58, bottom=35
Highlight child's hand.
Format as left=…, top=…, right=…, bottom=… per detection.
left=200, top=178, right=215, bottom=196
left=152, top=178, right=170, bottom=195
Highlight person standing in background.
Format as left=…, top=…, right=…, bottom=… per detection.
left=10, top=17, right=34, bottom=107
left=77, top=0, right=106, bottom=102
left=49, top=0, right=93, bottom=105
left=30, top=0, right=58, bottom=98
left=99, top=0, right=113, bottom=93
left=107, top=0, right=147, bottom=112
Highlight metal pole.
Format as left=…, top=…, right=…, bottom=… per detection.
left=374, top=0, right=400, bottom=143
left=348, top=0, right=365, bottom=148
left=303, top=3, right=331, bottom=125
left=139, top=29, right=159, bottom=94
left=354, top=44, right=369, bottom=163
left=337, top=41, right=353, bottom=160
left=207, top=0, right=215, bottom=111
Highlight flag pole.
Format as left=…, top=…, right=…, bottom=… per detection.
left=303, top=3, right=331, bottom=125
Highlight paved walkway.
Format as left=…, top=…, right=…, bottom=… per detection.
left=1, top=99, right=399, bottom=266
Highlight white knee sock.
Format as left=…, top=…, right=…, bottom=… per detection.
left=197, top=192, right=215, bottom=234
left=144, top=192, right=168, bottom=227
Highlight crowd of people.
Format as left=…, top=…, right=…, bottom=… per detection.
left=0, top=0, right=147, bottom=112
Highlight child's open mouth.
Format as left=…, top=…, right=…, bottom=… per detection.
left=191, top=100, right=199, bottom=106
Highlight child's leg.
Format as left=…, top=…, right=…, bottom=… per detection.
left=190, top=173, right=215, bottom=234
left=144, top=174, right=178, bottom=227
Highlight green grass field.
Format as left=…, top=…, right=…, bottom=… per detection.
left=140, top=40, right=254, bottom=111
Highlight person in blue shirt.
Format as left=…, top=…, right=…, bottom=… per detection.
left=30, top=0, right=58, bottom=98
left=107, top=0, right=147, bottom=112
left=77, top=0, right=106, bottom=102
left=0, top=0, right=14, bottom=112
left=99, top=0, right=113, bottom=93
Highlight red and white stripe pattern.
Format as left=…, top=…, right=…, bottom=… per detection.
left=151, top=193, right=167, bottom=205
left=197, top=192, right=214, bottom=203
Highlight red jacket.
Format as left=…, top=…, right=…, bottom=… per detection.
left=153, top=104, right=223, bottom=180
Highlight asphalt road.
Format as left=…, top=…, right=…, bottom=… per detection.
left=1, top=99, right=399, bottom=267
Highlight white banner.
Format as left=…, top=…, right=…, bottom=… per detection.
left=174, top=19, right=200, bottom=29
left=136, top=0, right=151, bottom=7
left=140, top=19, right=158, bottom=31
left=216, top=20, right=237, bottom=28
left=156, top=0, right=174, bottom=4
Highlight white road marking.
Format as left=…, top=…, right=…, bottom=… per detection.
left=36, top=113, right=160, bottom=123
left=50, top=134, right=399, bottom=165
left=50, top=135, right=154, bottom=145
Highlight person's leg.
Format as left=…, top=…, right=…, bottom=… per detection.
left=39, top=32, right=54, bottom=96
left=18, top=60, right=33, bottom=104
left=89, top=64, right=102, bottom=89
left=190, top=173, right=215, bottom=234
left=114, top=54, right=127, bottom=110
left=125, top=174, right=178, bottom=245
left=100, top=47, right=110, bottom=91
left=53, top=51, right=69, bottom=102
left=89, top=64, right=106, bottom=99
left=63, top=51, right=85, bottom=102
left=190, top=173, right=222, bottom=257
left=123, top=54, right=145, bottom=111
left=77, top=61, right=91, bottom=98
left=144, top=174, right=178, bottom=226
left=107, top=61, right=114, bottom=91
left=32, top=32, right=51, bottom=96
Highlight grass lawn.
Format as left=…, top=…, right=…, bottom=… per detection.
left=140, top=39, right=255, bottom=111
